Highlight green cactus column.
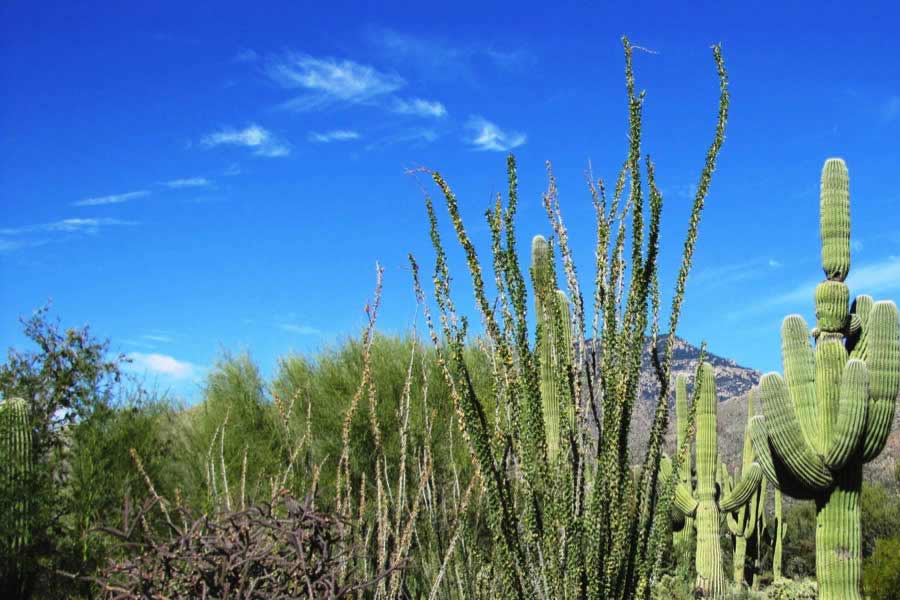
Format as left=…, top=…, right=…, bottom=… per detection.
left=1, top=397, right=32, bottom=596
left=673, top=375, right=694, bottom=563
left=530, top=235, right=574, bottom=463
left=773, top=489, right=785, bottom=579
left=751, top=158, right=900, bottom=600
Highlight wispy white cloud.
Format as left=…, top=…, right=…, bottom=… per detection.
left=268, top=52, right=404, bottom=111
left=142, top=334, right=173, bottom=343
left=881, top=96, right=900, bottom=122
left=726, top=255, right=900, bottom=321
left=1, top=218, right=137, bottom=236
left=201, top=124, right=290, bottom=157
left=465, top=116, right=526, bottom=151
left=162, top=177, right=211, bottom=188
left=308, top=129, right=360, bottom=143
left=365, top=128, right=438, bottom=150
left=391, top=97, right=447, bottom=118
left=768, top=259, right=782, bottom=268
left=73, top=190, right=150, bottom=207
left=127, top=352, right=201, bottom=380
left=279, top=323, right=322, bottom=336
left=692, top=258, right=783, bottom=291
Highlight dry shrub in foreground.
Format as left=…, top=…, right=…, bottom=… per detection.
left=89, top=491, right=393, bottom=599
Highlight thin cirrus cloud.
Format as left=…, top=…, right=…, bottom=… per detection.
left=726, top=255, right=900, bottom=321
left=126, top=352, right=202, bottom=380
left=200, top=124, right=290, bottom=157
left=0, top=217, right=137, bottom=236
left=265, top=51, right=446, bottom=119
left=73, top=190, right=150, bottom=207
left=279, top=323, right=322, bottom=335
left=308, top=129, right=360, bottom=143
left=465, top=116, right=526, bottom=151
left=162, top=177, right=211, bottom=188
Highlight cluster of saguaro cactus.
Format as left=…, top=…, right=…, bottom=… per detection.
left=720, top=390, right=767, bottom=588
left=750, top=158, right=900, bottom=600
left=669, top=365, right=763, bottom=597
left=1, top=396, right=32, bottom=595
left=530, top=234, right=574, bottom=463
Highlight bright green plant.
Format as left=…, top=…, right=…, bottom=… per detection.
left=863, top=535, right=900, bottom=600
left=721, top=390, right=767, bottom=588
left=670, top=363, right=763, bottom=597
left=530, top=234, right=574, bottom=463
left=750, top=158, right=900, bottom=600
left=414, top=36, right=729, bottom=599
left=0, top=396, right=32, bottom=598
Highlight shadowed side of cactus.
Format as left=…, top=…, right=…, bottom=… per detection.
left=0, top=397, right=32, bottom=596
left=530, top=235, right=574, bottom=463
left=751, top=158, right=900, bottom=600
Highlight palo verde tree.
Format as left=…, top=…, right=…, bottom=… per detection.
left=750, top=158, right=900, bottom=600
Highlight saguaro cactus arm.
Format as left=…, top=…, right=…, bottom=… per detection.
left=861, top=301, right=900, bottom=461
left=822, top=358, right=868, bottom=470
left=720, top=463, right=762, bottom=512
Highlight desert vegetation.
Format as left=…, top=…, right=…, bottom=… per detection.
left=1, top=37, right=898, bottom=600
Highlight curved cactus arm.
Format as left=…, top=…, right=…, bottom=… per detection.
left=720, top=463, right=762, bottom=512
left=816, top=335, right=849, bottom=452
left=749, top=415, right=818, bottom=501
left=781, top=315, right=820, bottom=453
left=847, top=295, right=873, bottom=359
left=759, top=372, right=833, bottom=490
left=673, top=482, right=699, bottom=518
left=823, top=359, right=868, bottom=469
left=725, top=508, right=742, bottom=536
left=862, top=300, right=900, bottom=461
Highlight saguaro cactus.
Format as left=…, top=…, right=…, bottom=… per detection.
left=672, top=375, right=695, bottom=561
left=0, top=396, right=32, bottom=596
left=670, top=363, right=763, bottom=597
left=750, top=158, right=900, bottom=600
left=772, top=489, right=786, bottom=579
left=722, top=390, right=766, bottom=587
left=531, top=235, right=574, bottom=462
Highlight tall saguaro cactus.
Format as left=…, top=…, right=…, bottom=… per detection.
left=722, top=390, right=766, bottom=587
left=1, top=396, right=32, bottom=596
left=750, top=158, right=900, bottom=600
left=670, top=363, right=763, bottom=597
left=672, top=375, right=695, bottom=561
left=531, top=235, right=574, bottom=462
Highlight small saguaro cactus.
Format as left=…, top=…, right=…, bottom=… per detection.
left=530, top=235, right=574, bottom=463
left=672, top=375, right=695, bottom=561
left=772, top=488, right=786, bottom=580
left=749, top=158, right=900, bottom=600
left=0, top=396, right=32, bottom=595
left=670, top=363, right=763, bottom=598
left=721, top=390, right=767, bottom=587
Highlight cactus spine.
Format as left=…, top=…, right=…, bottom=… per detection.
left=671, top=364, right=763, bottom=597
left=531, top=235, right=574, bottom=462
left=722, top=390, right=766, bottom=587
left=750, top=158, right=900, bottom=600
left=1, top=396, right=32, bottom=594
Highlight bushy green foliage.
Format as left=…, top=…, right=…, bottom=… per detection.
left=863, top=535, right=900, bottom=600
left=764, top=578, right=818, bottom=600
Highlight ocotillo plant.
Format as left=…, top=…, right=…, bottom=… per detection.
left=413, top=36, right=729, bottom=599
left=0, top=396, right=32, bottom=598
left=670, top=363, right=763, bottom=598
left=749, top=158, right=900, bottom=600
left=672, top=374, right=694, bottom=563
left=721, top=390, right=766, bottom=587
left=531, top=234, right=575, bottom=463
left=773, top=488, right=786, bottom=580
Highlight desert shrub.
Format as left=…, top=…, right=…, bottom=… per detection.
left=764, top=578, right=817, bottom=600
left=781, top=501, right=817, bottom=579
left=860, top=482, right=900, bottom=558
left=90, top=492, right=387, bottom=599
left=863, top=535, right=900, bottom=600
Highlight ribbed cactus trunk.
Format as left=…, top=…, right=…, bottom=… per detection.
left=726, top=391, right=761, bottom=587
left=531, top=235, right=573, bottom=463
left=673, top=375, right=694, bottom=562
left=751, top=158, right=900, bottom=600
left=773, top=489, right=785, bottom=579
left=1, top=397, right=32, bottom=598
left=694, top=364, right=726, bottom=596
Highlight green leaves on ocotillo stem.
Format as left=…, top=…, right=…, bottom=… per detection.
left=862, top=300, right=900, bottom=461
left=823, top=359, right=868, bottom=470
left=781, top=315, right=820, bottom=453
left=759, top=373, right=833, bottom=490
left=820, top=157, right=850, bottom=282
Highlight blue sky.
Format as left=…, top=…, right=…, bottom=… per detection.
left=2, top=1, right=899, bottom=402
